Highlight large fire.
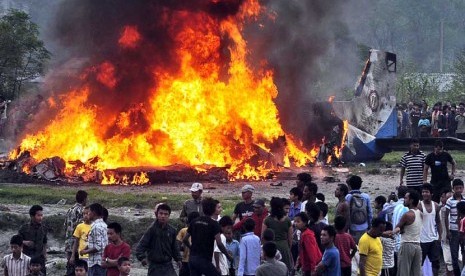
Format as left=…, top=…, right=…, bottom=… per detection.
left=9, top=0, right=343, bottom=184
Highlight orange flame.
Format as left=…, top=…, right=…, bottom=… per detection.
left=118, top=25, right=141, bottom=49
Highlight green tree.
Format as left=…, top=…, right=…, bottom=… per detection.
left=448, top=49, right=465, bottom=102
left=0, top=9, right=50, bottom=100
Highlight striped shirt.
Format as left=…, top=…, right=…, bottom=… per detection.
left=446, top=195, right=465, bottom=231
left=399, top=151, right=425, bottom=187
left=87, top=218, right=108, bottom=267
left=1, top=253, right=31, bottom=276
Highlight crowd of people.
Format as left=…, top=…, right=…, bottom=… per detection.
left=1, top=138, right=464, bottom=276
left=397, top=100, right=465, bottom=139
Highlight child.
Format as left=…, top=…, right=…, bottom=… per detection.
left=214, top=216, right=234, bottom=276
left=27, top=257, right=44, bottom=276
left=445, top=179, right=465, bottom=275
left=315, top=201, right=329, bottom=225
left=457, top=201, right=465, bottom=260
left=225, top=226, right=240, bottom=276
left=176, top=211, right=200, bottom=276
left=74, top=259, right=88, bottom=276
left=262, top=228, right=282, bottom=261
left=288, top=187, right=303, bottom=220
left=117, top=257, right=131, bottom=276
left=1, top=235, right=31, bottom=276
left=334, top=216, right=357, bottom=276
left=380, top=222, right=395, bottom=276
left=238, top=218, right=261, bottom=276
left=71, top=206, right=91, bottom=263
left=294, top=212, right=322, bottom=276
left=374, top=196, right=387, bottom=219
left=316, top=193, right=325, bottom=203
left=440, top=189, right=453, bottom=275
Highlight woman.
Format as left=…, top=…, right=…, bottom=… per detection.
left=262, top=197, right=293, bottom=270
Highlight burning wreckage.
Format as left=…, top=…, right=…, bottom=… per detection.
left=1, top=1, right=398, bottom=185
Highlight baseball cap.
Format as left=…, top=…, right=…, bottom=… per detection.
left=252, top=199, right=265, bottom=207
left=241, top=184, right=255, bottom=193
left=190, top=183, right=203, bottom=192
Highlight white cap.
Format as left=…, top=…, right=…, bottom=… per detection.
left=241, top=184, right=255, bottom=193
left=190, top=182, right=203, bottom=192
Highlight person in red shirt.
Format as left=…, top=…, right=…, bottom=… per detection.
left=233, top=199, right=268, bottom=236
left=293, top=212, right=321, bottom=276
left=102, top=222, right=131, bottom=276
left=334, top=216, right=357, bottom=276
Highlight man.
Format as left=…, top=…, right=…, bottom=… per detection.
left=314, top=225, right=341, bottom=276
left=358, top=218, right=386, bottom=276
left=423, top=139, right=456, bottom=202
left=232, top=184, right=255, bottom=222
left=2, top=235, right=31, bottom=276
left=455, top=103, right=465, bottom=139
left=232, top=199, right=268, bottom=237
left=393, top=190, right=422, bottom=276
left=180, top=183, right=204, bottom=223
left=18, top=205, right=47, bottom=275
left=410, top=104, right=421, bottom=138
left=102, top=222, right=131, bottom=276
left=345, top=175, right=373, bottom=243
left=399, top=139, right=425, bottom=194
left=439, top=189, right=454, bottom=275
left=296, top=172, right=312, bottom=192
left=288, top=187, right=303, bottom=220
left=302, top=182, right=319, bottom=211
left=183, top=197, right=232, bottom=276
left=444, top=179, right=465, bottom=276
left=390, top=186, right=409, bottom=276
left=334, top=183, right=350, bottom=231
left=255, top=242, right=287, bottom=276
left=418, top=184, right=441, bottom=276
left=80, top=203, right=108, bottom=276
left=64, top=190, right=88, bottom=276
left=136, top=203, right=181, bottom=276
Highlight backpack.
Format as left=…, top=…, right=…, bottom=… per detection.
left=350, top=193, right=368, bottom=225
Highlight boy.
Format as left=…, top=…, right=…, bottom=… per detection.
left=74, top=259, right=88, bottom=276
left=177, top=211, right=200, bottom=276
left=214, top=216, right=234, bottom=276
left=315, top=225, right=341, bottom=276
left=27, top=257, right=44, bottom=276
left=288, top=187, right=303, bottom=220
left=380, top=222, right=395, bottom=276
left=225, top=225, right=240, bottom=276
left=374, top=196, right=387, bottom=219
left=457, top=201, right=465, bottom=265
left=102, top=222, right=131, bottom=276
left=71, top=206, right=91, bottom=265
left=262, top=229, right=282, bottom=261
left=334, top=216, right=357, bottom=276
left=2, top=235, right=31, bottom=276
left=294, top=212, right=321, bottom=276
left=238, top=219, right=261, bottom=276
left=440, top=189, right=453, bottom=275
left=255, top=242, right=287, bottom=276
left=117, top=257, right=131, bottom=276
left=445, top=179, right=465, bottom=276
left=316, top=201, right=329, bottom=225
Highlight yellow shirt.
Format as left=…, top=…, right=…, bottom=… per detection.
left=176, top=227, right=190, bottom=262
left=73, top=222, right=91, bottom=259
left=358, top=232, right=383, bottom=276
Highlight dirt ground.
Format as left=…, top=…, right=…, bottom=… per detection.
left=1, top=166, right=462, bottom=275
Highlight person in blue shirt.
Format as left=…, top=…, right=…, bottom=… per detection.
left=288, top=187, right=303, bottom=220
left=315, top=225, right=341, bottom=276
left=238, top=219, right=261, bottom=276
left=224, top=227, right=240, bottom=276
left=345, top=175, right=373, bottom=243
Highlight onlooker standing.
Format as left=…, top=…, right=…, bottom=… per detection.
left=1, top=235, right=31, bottom=276
left=302, top=182, right=319, bottom=211
left=28, top=257, right=44, bottom=276
left=418, top=113, right=431, bottom=138
left=391, top=185, right=409, bottom=275
left=439, top=190, right=454, bottom=276
left=288, top=187, right=303, bottom=220
left=70, top=207, right=91, bottom=266
left=423, top=140, right=456, bottom=202
left=233, top=199, right=268, bottom=237
left=102, top=223, right=131, bottom=276
left=334, top=216, right=357, bottom=276
left=224, top=225, right=240, bottom=276
left=445, top=179, right=465, bottom=276
left=214, top=216, right=234, bottom=276
left=345, top=175, right=373, bottom=243
left=117, top=257, right=131, bottom=276
left=296, top=172, right=312, bottom=193
left=177, top=212, right=200, bottom=276
left=399, top=139, right=425, bottom=194
left=455, top=103, right=465, bottom=139
left=232, top=185, right=255, bottom=222
left=418, top=184, right=441, bottom=276
left=262, top=197, right=293, bottom=271
left=64, top=190, right=88, bottom=276
left=183, top=198, right=232, bottom=276
left=136, top=203, right=181, bottom=276
left=255, top=242, right=287, bottom=276
left=238, top=219, right=261, bottom=276
left=180, top=183, right=204, bottom=223
left=410, top=104, right=421, bottom=138
left=334, top=184, right=350, bottom=231
left=80, top=203, right=108, bottom=276
left=380, top=222, right=396, bottom=276
left=393, top=191, right=422, bottom=276
left=294, top=212, right=321, bottom=276
left=314, top=225, right=341, bottom=276
left=18, top=205, right=47, bottom=275
left=358, top=218, right=386, bottom=276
